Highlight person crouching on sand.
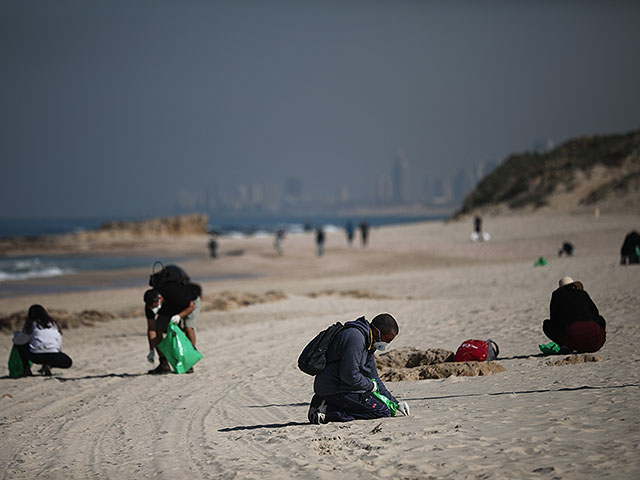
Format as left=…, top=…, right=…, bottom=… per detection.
left=308, top=313, right=410, bottom=424
left=542, top=276, right=606, bottom=354
left=144, top=284, right=200, bottom=374
left=12, top=304, right=72, bottom=376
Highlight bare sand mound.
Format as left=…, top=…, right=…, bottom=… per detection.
left=0, top=309, right=116, bottom=332
left=377, top=347, right=506, bottom=381
left=201, top=290, right=287, bottom=311
left=308, top=289, right=397, bottom=299
left=0, top=291, right=288, bottom=332
left=546, top=354, right=601, bottom=366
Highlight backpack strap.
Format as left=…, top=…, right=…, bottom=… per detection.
left=488, top=339, right=499, bottom=359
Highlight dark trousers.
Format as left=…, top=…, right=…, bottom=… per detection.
left=324, top=392, right=391, bottom=422
left=543, top=320, right=606, bottom=353
left=16, top=344, right=73, bottom=374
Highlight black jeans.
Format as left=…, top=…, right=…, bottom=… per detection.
left=16, top=344, right=72, bottom=374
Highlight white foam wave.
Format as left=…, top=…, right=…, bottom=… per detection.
left=0, top=257, right=72, bottom=282
left=0, top=267, right=70, bottom=282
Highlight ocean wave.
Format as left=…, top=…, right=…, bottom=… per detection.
left=0, top=257, right=72, bottom=282
left=214, top=222, right=343, bottom=238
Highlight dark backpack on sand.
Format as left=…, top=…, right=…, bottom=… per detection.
left=298, top=322, right=352, bottom=375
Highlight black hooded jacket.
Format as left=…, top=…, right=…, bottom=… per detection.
left=549, top=285, right=606, bottom=329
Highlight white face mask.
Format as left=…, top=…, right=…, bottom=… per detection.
left=151, top=301, right=162, bottom=315
left=373, top=341, right=389, bottom=353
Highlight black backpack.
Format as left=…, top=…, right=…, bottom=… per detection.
left=298, top=322, right=354, bottom=375
left=149, top=262, right=190, bottom=289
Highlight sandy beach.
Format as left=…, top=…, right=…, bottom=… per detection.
left=1, top=212, right=639, bottom=479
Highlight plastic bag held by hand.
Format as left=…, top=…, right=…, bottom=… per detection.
left=369, top=378, right=398, bottom=416
left=157, top=323, right=203, bottom=374
left=147, top=349, right=155, bottom=364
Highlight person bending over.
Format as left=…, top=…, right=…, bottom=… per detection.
left=308, top=313, right=410, bottom=424
left=542, top=276, right=606, bottom=353
left=143, top=286, right=200, bottom=374
left=12, top=304, right=72, bottom=376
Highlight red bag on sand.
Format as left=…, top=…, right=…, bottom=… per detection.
left=454, top=339, right=499, bottom=362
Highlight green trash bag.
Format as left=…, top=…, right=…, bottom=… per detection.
left=539, top=341, right=561, bottom=355
left=8, top=345, right=31, bottom=378
left=370, top=378, right=399, bottom=416
left=157, top=323, right=203, bottom=374
left=534, top=256, right=548, bottom=267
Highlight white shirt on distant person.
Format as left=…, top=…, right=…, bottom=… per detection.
left=13, top=324, right=63, bottom=353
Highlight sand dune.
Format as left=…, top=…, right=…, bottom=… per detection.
left=1, top=212, right=639, bottom=479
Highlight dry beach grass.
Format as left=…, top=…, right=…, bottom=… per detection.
left=1, top=212, right=639, bottom=479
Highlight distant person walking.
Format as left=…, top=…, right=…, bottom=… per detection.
left=471, top=215, right=490, bottom=242
left=208, top=232, right=218, bottom=258
left=315, top=227, right=326, bottom=257
left=474, top=216, right=482, bottom=236
left=345, top=220, right=355, bottom=247
left=359, top=220, right=369, bottom=247
left=274, top=228, right=286, bottom=255
left=12, top=304, right=72, bottom=376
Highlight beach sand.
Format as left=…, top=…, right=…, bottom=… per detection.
left=1, top=212, right=639, bottom=479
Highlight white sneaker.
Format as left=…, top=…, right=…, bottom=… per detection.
left=307, top=395, right=328, bottom=424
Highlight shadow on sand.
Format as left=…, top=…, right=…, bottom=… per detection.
left=2, top=372, right=145, bottom=381
left=406, top=383, right=640, bottom=403
left=219, top=421, right=309, bottom=432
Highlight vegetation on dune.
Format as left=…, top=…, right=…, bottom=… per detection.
left=454, top=129, right=640, bottom=216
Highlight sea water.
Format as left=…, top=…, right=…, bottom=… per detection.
left=0, top=213, right=446, bottom=287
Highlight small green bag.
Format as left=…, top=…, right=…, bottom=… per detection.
left=8, top=345, right=30, bottom=378
left=157, top=323, right=203, bottom=374
left=539, top=341, right=561, bottom=355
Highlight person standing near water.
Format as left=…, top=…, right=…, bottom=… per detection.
left=316, top=227, right=326, bottom=257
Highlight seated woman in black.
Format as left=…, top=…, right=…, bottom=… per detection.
left=542, top=277, right=606, bottom=353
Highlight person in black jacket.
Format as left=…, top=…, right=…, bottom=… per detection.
left=308, top=313, right=410, bottom=424
left=144, top=276, right=202, bottom=374
left=542, top=276, right=606, bottom=353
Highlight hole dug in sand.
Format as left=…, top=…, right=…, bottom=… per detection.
left=376, top=347, right=506, bottom=381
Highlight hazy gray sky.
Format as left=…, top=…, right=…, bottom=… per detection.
left=1, top=1, right=639, bottom=218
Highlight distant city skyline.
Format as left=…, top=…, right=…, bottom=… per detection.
left=174, top=150, right=506, bottom=217
left=1, top=1, right=639, bottom=220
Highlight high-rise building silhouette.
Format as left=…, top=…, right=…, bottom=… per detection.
left=376, top=174, right=393, bottom=205
left=392, top=150, right=409, bottom=204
